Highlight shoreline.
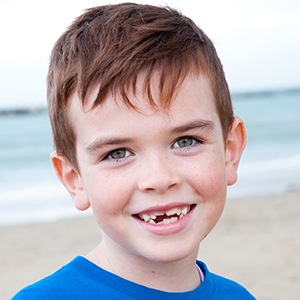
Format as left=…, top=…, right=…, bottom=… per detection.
left=1, top=191, right=300, bottom=299
left=1, top=86, right=299, bottom=115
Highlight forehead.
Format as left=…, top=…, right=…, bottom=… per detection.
left=78, top=71, right=215, bottom=113
left=68, top=72, right=218, bottom=131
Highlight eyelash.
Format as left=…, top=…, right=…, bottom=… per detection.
left=172, top=136, right=203, bottom=150
left=102, top=148, right=133, bottom=163
left=101, top=136, right=203, bottom=163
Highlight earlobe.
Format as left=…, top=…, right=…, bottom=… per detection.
left=50, top=151, right=90, bottom=211
left=225, top=117, right=247, bottom=186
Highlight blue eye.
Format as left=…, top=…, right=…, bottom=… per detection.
left=105, top=148, right=130, bottom=161
left=110, top=149, right=126, bottom=159
left=173, top=136, right=201, bottom=149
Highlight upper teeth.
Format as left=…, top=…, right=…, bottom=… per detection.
left=138, top=206, right=191, bottom=225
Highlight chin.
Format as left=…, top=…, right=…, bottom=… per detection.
left=137, top=242, right=199, bottom=265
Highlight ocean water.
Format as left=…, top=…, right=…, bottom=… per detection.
left=230, top=90, right=300, bottom=197
left=0, top=89, right=299, bottom=226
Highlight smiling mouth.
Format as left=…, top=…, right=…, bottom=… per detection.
left=134, top=204, right=195, bottom=225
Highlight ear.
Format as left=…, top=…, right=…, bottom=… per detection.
left=50, top=151, right=90, bottom=211
left=225, top=116, right=246, bottom=186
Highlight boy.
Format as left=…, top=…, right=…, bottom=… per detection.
left=13, top=3, right=254, bottom=299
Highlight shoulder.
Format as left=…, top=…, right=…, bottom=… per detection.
left=197, top=261, right=256, bottom=299
left=11, top=256, right=109, bottom=300
left=12, top=256, right=148, bottom=299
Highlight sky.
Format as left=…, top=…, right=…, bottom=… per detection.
left=0, top=0, right=300, bottom=109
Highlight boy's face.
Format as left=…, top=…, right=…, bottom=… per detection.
left=53, top=73, right=245, bottom=265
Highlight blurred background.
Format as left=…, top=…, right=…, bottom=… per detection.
left=1, top=1, right=300, bottom=299
left=0, top=0, right=299, bottom=225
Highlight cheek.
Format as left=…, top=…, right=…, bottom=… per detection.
left=84, top=171, right=133, bottom=217
left=191, top=154, right=227, bottom=190
left=190, top=157, right=227, bottom=232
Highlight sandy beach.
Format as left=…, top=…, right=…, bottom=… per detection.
left=1, top=191, right=299, bottom=299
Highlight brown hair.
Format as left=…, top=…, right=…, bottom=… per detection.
left=47, top=3, right=234, bottom=170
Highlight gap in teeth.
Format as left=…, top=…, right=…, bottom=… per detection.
left=139, top=205, right=191, bottom=224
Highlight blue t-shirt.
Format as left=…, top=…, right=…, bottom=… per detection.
left=12, top=256, right=255, bottom=299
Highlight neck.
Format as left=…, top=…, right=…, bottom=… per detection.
left=86, top=240, right=201, bottom=292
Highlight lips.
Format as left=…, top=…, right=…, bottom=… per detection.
left=134, top=204, right=195, bottom=225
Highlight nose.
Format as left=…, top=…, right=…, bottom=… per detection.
left=137, top=154, right=179, bottom=194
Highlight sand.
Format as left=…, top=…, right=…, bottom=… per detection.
left=1, top=191, right=300, bottom=299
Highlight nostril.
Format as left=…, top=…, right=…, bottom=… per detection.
left=137, top=156, right=179, bottom=193
left=138, top=174, right=179, bottom=193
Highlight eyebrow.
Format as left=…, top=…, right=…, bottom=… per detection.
left=85, top=119, right=215, bottom=153
left=86, top=137, right=134, bottom=153
left=170, top=119, right=215, bottom=134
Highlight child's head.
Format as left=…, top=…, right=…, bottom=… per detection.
left=47, top=2, right=234, bottom=170
left=48, top=2, right=246, bottom=271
